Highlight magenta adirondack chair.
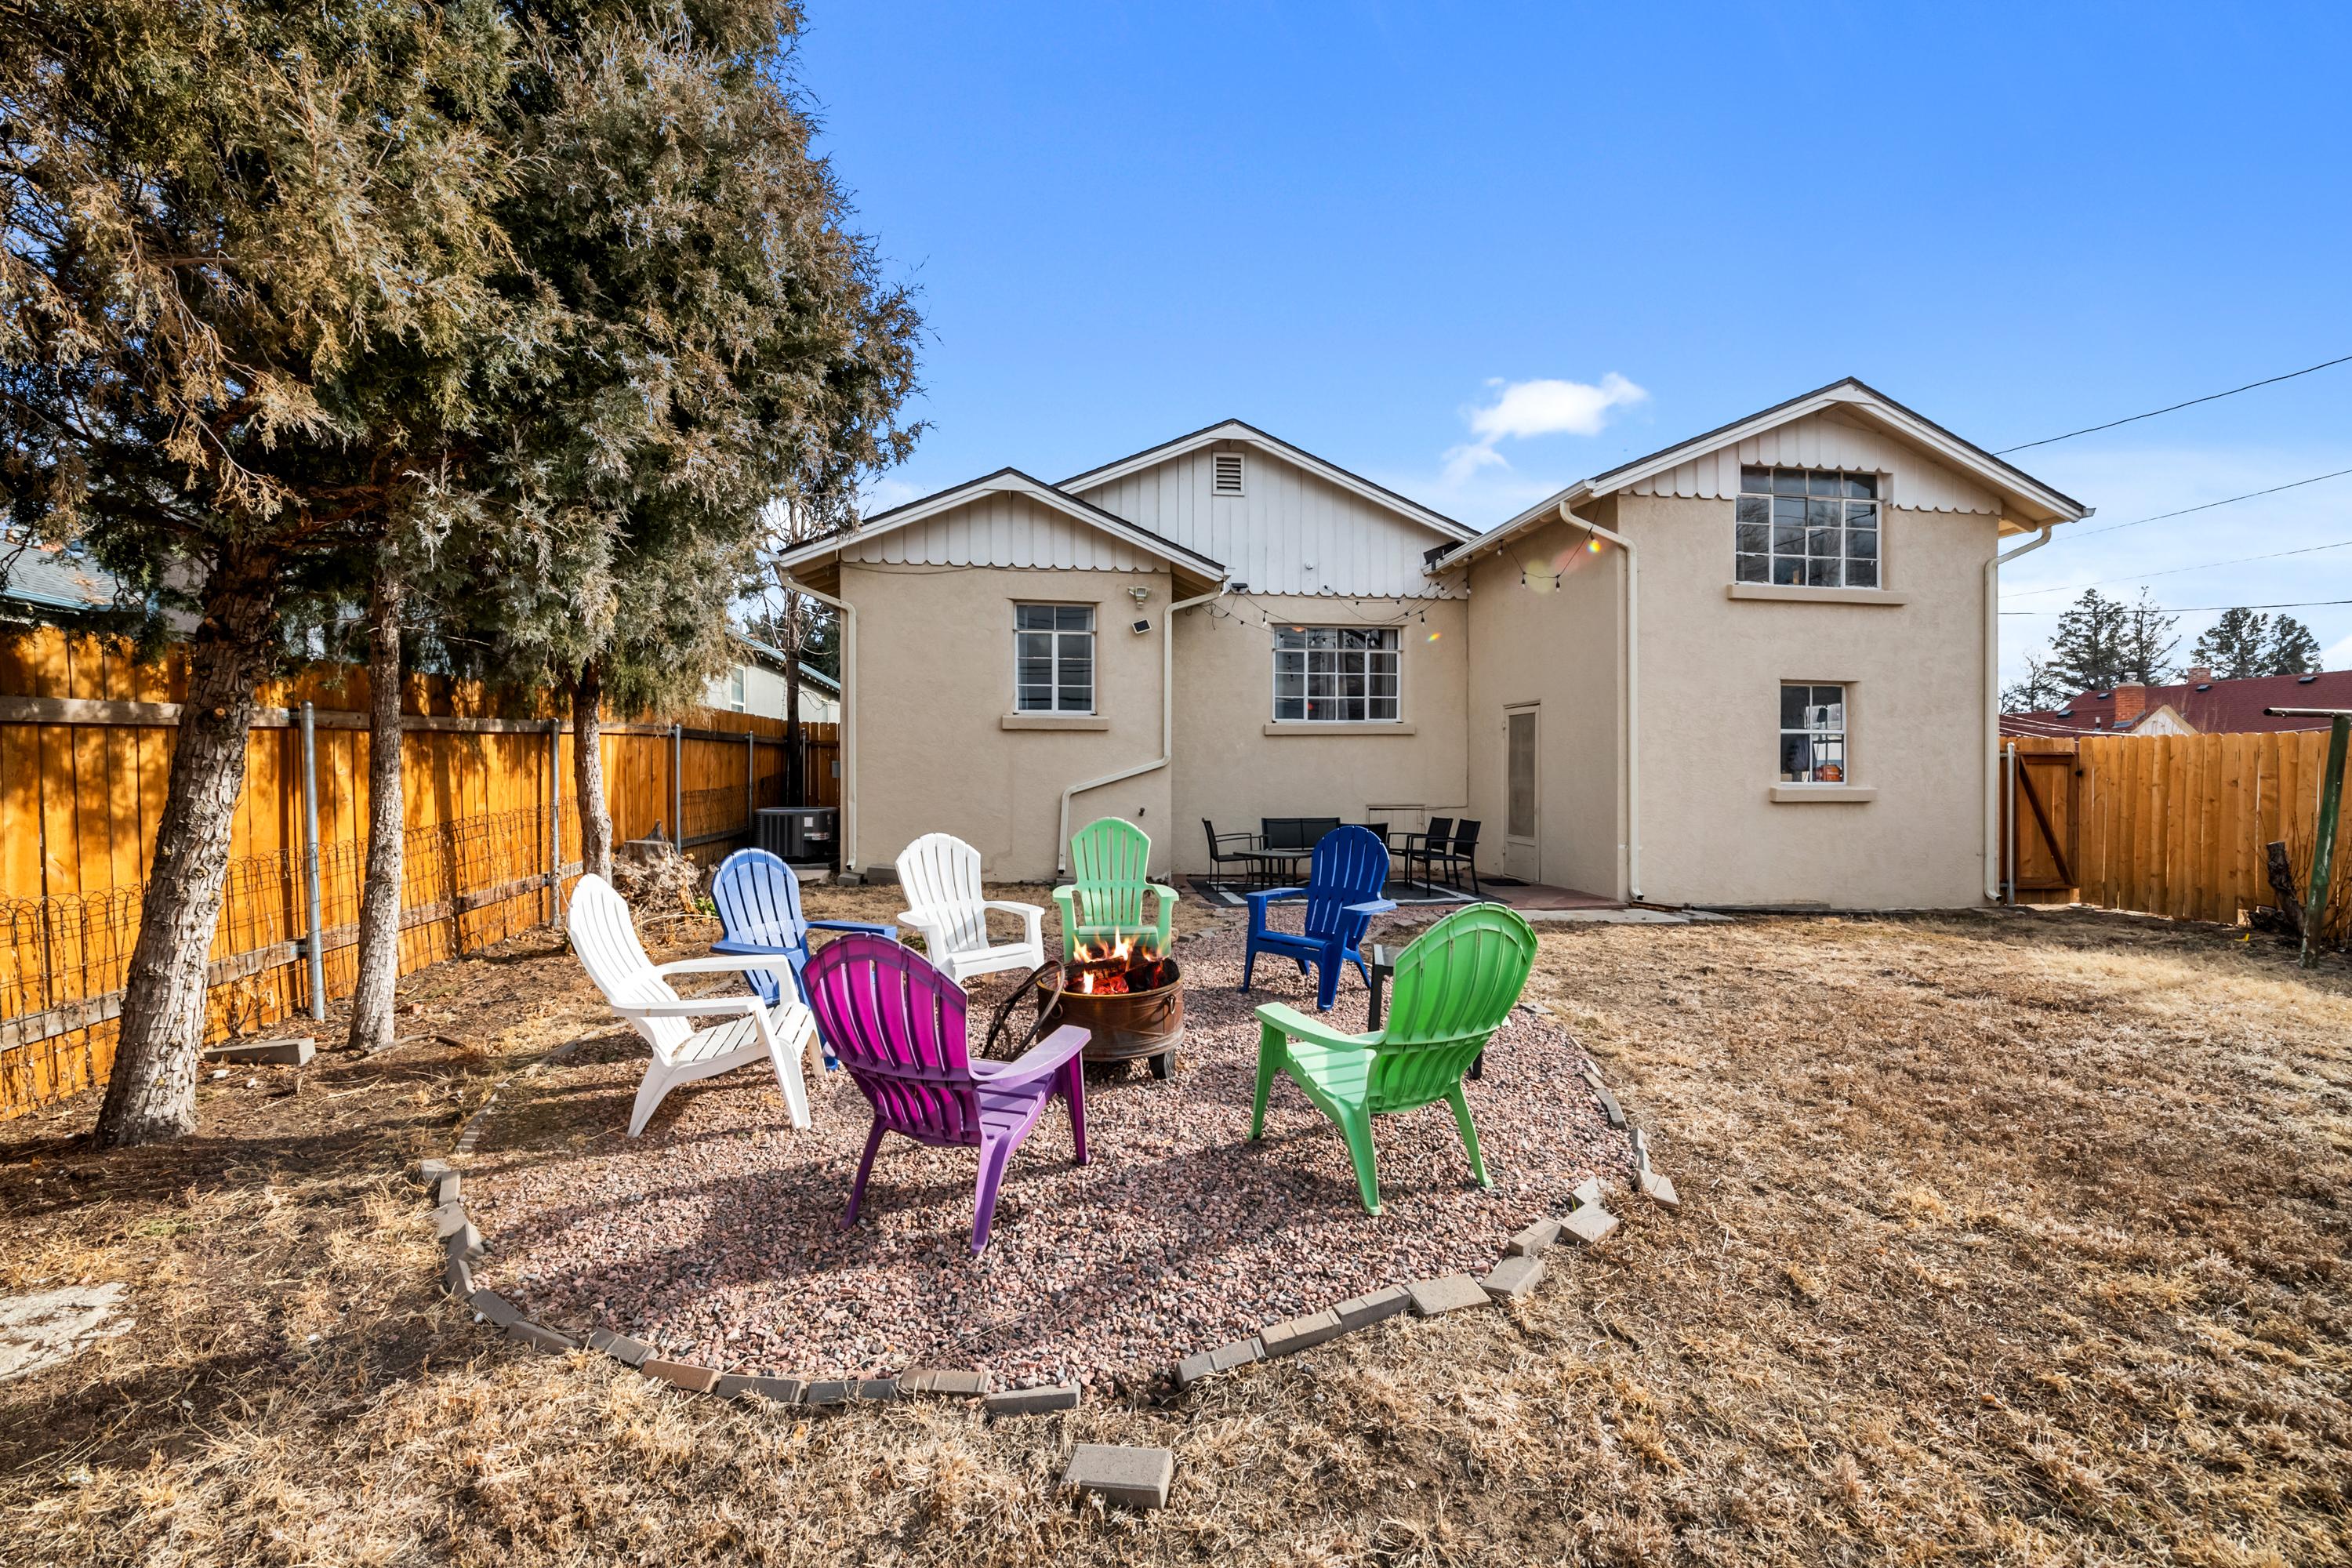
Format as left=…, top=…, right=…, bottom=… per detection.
left=798, top=932, right=1090, bottom=1254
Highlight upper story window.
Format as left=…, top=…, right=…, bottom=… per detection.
left=1736, top=466, right=1879, bottom=588
left=1014, top=603, right=1094, bottom=713
left=1273, top=626, right=1399, bottom=722
left=1780, top=683, right=1846, bottom=782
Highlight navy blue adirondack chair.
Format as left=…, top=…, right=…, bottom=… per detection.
left=1240, top=826, right=1397, bottom=1011
left=710, top=850, right=897, bottom=1061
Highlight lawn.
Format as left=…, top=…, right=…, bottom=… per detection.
left=2, top=894, right=2346, bottom=1566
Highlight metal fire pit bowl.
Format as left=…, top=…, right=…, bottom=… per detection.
left=1034, top=958, right=1185, bottom=1080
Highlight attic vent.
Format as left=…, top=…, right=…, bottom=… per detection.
left=1212, top=452, right=1245, bottom=495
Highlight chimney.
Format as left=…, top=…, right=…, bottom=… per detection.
left=2114, top=683, right=2147, bottom=723
left=2185, top=666, right=2212, bottom=682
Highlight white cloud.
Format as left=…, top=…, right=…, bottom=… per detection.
left=1442, top=373, right=1648, bottom=484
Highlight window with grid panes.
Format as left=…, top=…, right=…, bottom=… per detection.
left=1014, top=604, right=1094, bottom=712
left=1272, top=626, right=1399, bottom=722
left=1736, top=466, right=1880, bottom=588
left=1779, top=683, right=1847, bottom=783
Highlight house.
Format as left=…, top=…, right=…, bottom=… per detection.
left=706, top=637, right=841, bottom=723
left=775, top=379, right=2090, bottom=909
left=2004, top=668, right=2352, bottom=738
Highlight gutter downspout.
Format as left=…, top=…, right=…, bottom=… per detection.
left=1984, top=524, right=2053, bottom=901
left=1058, top=578, right=1232, bottom=876
left=782, top=572, right=858, bottom=874
left=1561, top=502, right=1642, bottom=902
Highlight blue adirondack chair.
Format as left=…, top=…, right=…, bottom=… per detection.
left=1240, top=825, right=1397, bottom=1011
left=710, top=848, right=898, bottom=1031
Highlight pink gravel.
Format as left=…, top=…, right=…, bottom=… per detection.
left=466, top=919, right=1626, bottom=1392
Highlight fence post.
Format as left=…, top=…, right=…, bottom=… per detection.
left=671, top=722, right=684, bottom=848
left=548, top=717, right=564, bottom=926
left=745, top=731, right=754, bottom=844
left=299, top=700, right=325, bottom=1021
left=2002, top=746, right=2016, bottom=905
left=2300, top=713, right=2350, bottom=969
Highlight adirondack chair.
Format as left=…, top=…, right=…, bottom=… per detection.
left=1250, top=902, right=1537, bottom=1214
left=799, top=933, right=1089, bottom=1254
left=709, top=848, right=897, bottom=1013
left=895, top=833, right=1047, bottom=985
left=1052, top=817, right=1178, bottom=961
left=567, top=873, right=823, bottom=1137
left=1240, top=825, right=1396, bottom=1011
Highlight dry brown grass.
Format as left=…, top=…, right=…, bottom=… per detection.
left=2, top=894, right=2347, bottom=1566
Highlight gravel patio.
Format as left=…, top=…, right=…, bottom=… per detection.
left=462, top=918, right=1626, bottom=1390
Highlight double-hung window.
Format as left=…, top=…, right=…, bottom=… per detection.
left=1272, top=626, right=1399, bottom=722
left=1014, top=604, right=1094, bottom=713
left=1736, top=466, right=1879, bottom=587
left=1779, top=684, right=1847, bottom=783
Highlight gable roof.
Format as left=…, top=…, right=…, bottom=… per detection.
left=1060, top=418, right=1479, bottom=544
left=2005, top=669, right=2352, bottom=736
left=1437, top=378, right=2094, bottom=570
left=772, top=467, right=1227, bottom=579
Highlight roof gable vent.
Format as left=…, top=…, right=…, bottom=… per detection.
left=1212, top=452, right=1245, bottom=495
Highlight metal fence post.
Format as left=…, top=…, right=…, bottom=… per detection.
left=548, top=717, right=564, bottom=925
left=2301, top=713, right=2350, bottom=969
left=671, top=722, right=684, bottom=848
left=2002, top=746, right=2016, bottom=906
left=299, top=700, right=325, bottom=1020
left=744, top=731, right=754, bottom=843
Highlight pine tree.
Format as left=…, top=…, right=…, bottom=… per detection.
left=2119, top=591, right=2179, bottom=684
left=2037, top=589, right=2179, bottom=692
left=2267, top=615, right=2323, bottom=676
left=2189, top=606, right=2274, bottom=678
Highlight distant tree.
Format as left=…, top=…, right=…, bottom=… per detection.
left=2187, top=607, right=2324, bottom=679
left=2118, top=591, right=2180, bottom=685
left=2002, top=654, right=2067, bottom=713
left=2267, top=615, right=2323, bottom=676
left=2036, top=589, right=2178, bottom=693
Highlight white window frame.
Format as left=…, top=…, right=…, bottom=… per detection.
left=1272, top=626, right=1401, bottom=723
left=1014, top=603, right=1096, bottom=714
left=725, top=666, right=748, bottom=712
left=1736, top=466, right=1882, bottom=589
left=1778, top=682, right=1848, bottom=783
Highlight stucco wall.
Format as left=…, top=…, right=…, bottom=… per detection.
left=1624, top=492, right=1995, bottom=908
left=844, top=560, right=1173, bottom=883
left=1462, top=506, right=1625, bottom=898
left=1168, top=593, right=1470, bottom=874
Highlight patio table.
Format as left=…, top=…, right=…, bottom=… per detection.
left=1366, top=942, right=1484, bottom=1079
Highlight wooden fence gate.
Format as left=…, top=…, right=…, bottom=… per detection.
left=2003, top=743, right=2078, bottom=897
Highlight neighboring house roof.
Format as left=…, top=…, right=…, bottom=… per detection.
left=1059, top=418, right=1479, bottom=544
left=737, top=636, right=840, bottom=692
left=1438, top=377, right=2094, bottom=571
left=2, top=544, right=121, bottom=613
left=2005, top=670, right=2352, bottom=736
left=773, top=466, right=1227, bottom=580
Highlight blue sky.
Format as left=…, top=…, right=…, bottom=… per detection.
left=792, top=2, right=2352, bottom=683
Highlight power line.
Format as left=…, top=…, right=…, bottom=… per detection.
left=2063, top=464, right=2352, bottom=539
left=2001, top=596, right=2352, bottom=617
left=1996, top=353, right=2352, bottom=454
left=2005, top=535, right=2352, bottom=598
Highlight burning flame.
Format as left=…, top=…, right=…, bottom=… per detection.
left=1069, top=929, right=1160, bottom=994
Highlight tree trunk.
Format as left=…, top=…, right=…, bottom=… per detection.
left=782, top=655, right=803, bottom=806
left=346, top=561, right=405, bottom=1053
left=573, top=658, right=612, bottom=882
left=96, top=547, right=278, bottom=1147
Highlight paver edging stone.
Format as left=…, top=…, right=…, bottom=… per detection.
left=1063, top=1443, right=1176, bottom=1509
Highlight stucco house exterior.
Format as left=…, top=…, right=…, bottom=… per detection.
left=776, top=379, right=2089, bottom=908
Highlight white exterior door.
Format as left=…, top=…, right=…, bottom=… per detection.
left=1504, top=706, right=1540, bottom=883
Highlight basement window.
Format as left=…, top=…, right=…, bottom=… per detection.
left=1737, top=467, right=1879, bottom=589
left=1780, top=684, right=1847, bottom=782
left=1014, top=604, right=1094, bottom=713
left=1274, top=627, right=1399, bottom=722
left=1213, top=452, right=1245, bottom=495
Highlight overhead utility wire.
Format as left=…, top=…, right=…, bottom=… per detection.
left=2063, top=465, right=2352, bottom=540
left=2005, top=535, right=2352, bottom=598
left=2001, top=597, right=2352, bottom=616
left=1995, top=352, right=2352, bottom=454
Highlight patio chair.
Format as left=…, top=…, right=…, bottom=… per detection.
left=1258, top=816, right=1341, bottom=884
left=800, top=933, right=1089, bottom=1255
left=1250, top=902, right=1537, bottom=1214
left=1396, top=817, right=1454, bottom=888
left=895, top=833, right=1047, bottom=985
left=1053, top=816, right=1178, bottom=961
left=567, top=873, right=823, bottom=1136
left=1413, top=818, right=1484, bottom=895
left=1241, top=824, right=1396, bottom=1011
left=1202, top=818, right=1261, bottom=885
left=709, top=847, right=897, bottom=1011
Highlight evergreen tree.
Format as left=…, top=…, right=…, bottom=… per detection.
left=2186, top=607, right=2325, bottom=678
left=2267, top=615, right=2323, bottom=676
left=2038, top=589, right=2178, bottom=692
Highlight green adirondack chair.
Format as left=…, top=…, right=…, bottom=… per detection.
left=1052, top=816, right=1178, bottom=961
left=1250, top=902, right=1538, bottom=1214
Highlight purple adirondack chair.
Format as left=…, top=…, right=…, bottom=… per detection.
left=798, top=932, right=1090, bottom=1255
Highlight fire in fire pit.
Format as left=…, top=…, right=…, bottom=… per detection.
left=1041, top=932, right=1185, bottom=1078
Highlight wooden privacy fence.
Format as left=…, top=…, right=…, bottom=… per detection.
left=0, top=629, right=840, bottom=1120
left=2002, top=729, right=2345, bottom=924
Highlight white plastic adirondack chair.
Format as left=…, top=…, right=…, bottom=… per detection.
left=894, top=833, right=1046, bottom=984
left=568, top=874, right=822, bottom=1136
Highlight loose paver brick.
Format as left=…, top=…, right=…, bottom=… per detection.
left=1258, top=1308, right=1346, bottom=1358
left=432, top=1202, right=470, bottom=1240
left=1561, top=1205, right=1621, bottom=1247
left=506, top=1320, right=576, bottom=1353
left=1571, top=1176, right=1604, bottom=1210
left=899, top=1369, right=990, bottom=1396
left=470, top=1289, right=523, bottom=1328
left=1334, top=1285, right=1411, bottom=1330
left=1063, top=1444, right=1175, bottom=1509
left=586, top=1329, right=654, bottom=1367
left=443, top=1254, right=474, bottom=1298
left=713, top=1374, right=805, bottom=1403
left=1597, top=1089, right=1627, bottom=1127
left=201, top=1036, right=314, bottom=1066
left=641, top=1359, right=720, bottom=1392
left=1506, top=1218, right=1561, bottom=1256
left=1407, top=1274, right=1492, bottom=1317
left=448, top=1222, right=485, bottom=1261
left=436, top=1171, right=463, bottom=1205
left=416, top=1157, right=453, bottom=1189
left=1177, top=1334, right=1267, bottom=1388
left=1482, top=1254, right=1546, bottom=1301
left=1639, top=1170, right=1681, bottom=1210
left=982, top=1381, right=1080, bottom=1415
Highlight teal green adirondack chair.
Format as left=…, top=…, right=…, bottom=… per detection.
left=1052, top=817, right=1178, bottom=961
left=1250, top=902, right=1538, bottom=1214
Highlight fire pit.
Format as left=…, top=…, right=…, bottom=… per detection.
left=1035, top=933, right=1185, bottom=1080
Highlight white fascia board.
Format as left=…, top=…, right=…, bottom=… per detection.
left=771, top=468, right=1228, bottom=577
